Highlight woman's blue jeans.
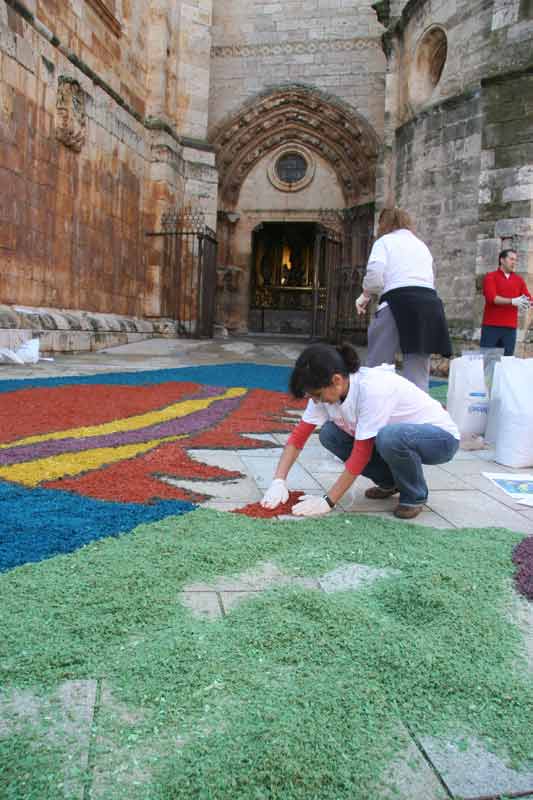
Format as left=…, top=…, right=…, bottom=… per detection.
left=319, top=421, right=459, bottom=507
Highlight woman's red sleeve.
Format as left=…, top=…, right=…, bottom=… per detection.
left=345, top=437, right=375, bottom=476
left=287, top=421, right=316, bottom=449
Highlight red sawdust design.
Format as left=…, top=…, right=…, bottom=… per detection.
left=0, top=382, right=204, bottom=443
left=44, top=443, right=243, bottom=503
left=233, top=491, right=305, bottom=518
left=189, top=389, right=304, bottom=450
left=43, top=390, right=304, bottom=505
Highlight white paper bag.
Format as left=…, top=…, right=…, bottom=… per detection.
left=491, top=359, right=533, bottom=468
left=446, top=353, right=489, bottom=436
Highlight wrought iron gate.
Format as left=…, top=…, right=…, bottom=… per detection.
left=312, top=225, right=342, bottom=339
left=148, top=208, right=217, bottom=338
left=329, top=203, right=375, bottom=344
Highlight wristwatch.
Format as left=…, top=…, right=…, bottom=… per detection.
left=323, top=494, right=335, bottom=509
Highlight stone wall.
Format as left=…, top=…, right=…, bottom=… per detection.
left=209, top=0, right=386, bottom=137
left=394, top=90, right=482, bottom=339
left=0, top=0, right=217, bottom=325
left=478, top=67, right=533, bottom=354
left=380, top=0, right=533, bottom=349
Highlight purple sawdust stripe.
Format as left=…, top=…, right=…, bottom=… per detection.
left=513, top=536, right=533, bottom=602
left=0, top=395, right=242, bottom=465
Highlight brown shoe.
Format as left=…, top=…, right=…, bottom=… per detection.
left=365, top=486, right=398, bottom=500
left=394, top=504, right=423, bottom=520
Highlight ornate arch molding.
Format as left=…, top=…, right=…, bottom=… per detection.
left=209, top=85, right=381, bottom=207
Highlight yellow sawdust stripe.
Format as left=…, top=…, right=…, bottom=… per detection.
left=1, top=387, right=247, bottom=450
left=0, top=435, right=187, bottom=487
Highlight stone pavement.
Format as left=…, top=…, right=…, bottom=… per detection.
left=1, top=334, right=533, bottom=799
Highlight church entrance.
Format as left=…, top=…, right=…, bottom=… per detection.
left=249, top=222, right=339, bottom=337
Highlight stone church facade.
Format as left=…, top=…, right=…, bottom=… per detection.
left=0, top=0, right=532, bottom=353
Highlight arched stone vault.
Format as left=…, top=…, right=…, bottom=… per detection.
left=209, top=85, right=381, bottom=207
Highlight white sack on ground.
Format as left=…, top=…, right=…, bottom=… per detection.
left=490, top=359, right=533, bottom=468
left=446, top=353, right=489, bottom=437
left=0, top=338, right=40, bottom=365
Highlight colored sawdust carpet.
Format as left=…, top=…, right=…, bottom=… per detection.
left=1, top=509, right=533, bottom=799
left=0, top=363, right=302, bottom=571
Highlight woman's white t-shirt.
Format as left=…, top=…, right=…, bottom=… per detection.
left=301, top=366, right=460, bottom=440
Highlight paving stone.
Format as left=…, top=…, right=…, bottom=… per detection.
left=465, top=472, right=533, bottom=516
left=188, top=449, right=249, bottom=472
left=0, top=680, right=97, bottom=799
left=239, top=454, right=323, bottom=491
left=219, top=589, right=259, bottom=614
left=160, top=474, right=263, bottom=502
left=420, top=736, right=533, bottom=799
left=425, top=490, right=532, bottom=533
left=511, top=595, right=533, bottom=673
left=298, top=453, right=345, bottom=474
left=423, top=465, right=471, bottom=491
left=378, top=729, right=448, bottom=799
left=441, top=458, right=517, bottom=477
left=319, top=563, right=401, bottom=593
left=179, top=590, right=222, bottom=619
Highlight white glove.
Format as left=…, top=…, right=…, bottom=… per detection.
left=511, top=295, right=531, bottom=311
left=292, top=494, right=332, bottom=517
left=260, top=478, right=289, bottom=509
left=355, top=292, right=370, bottom=316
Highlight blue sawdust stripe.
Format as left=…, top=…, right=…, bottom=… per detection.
left=0, top=363, right=446, bottom=395
left=0, top=480, right=196, bottom=572
left=0, top=364, right=293, bottom=394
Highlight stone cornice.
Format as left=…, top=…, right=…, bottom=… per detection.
left=481, top=61, right=533, bottom=86
left=84, top=0, right=122, bottom=38
left=211, top=37, right=381, bottom=59
left=378, top=0, right=430, bottom=56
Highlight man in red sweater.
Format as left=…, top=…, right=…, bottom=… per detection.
left=480, top=249, right=532, bottom=355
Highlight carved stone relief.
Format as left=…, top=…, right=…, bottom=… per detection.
left=55, top=78, right=86, bottom=153
left=210, top=86, right=380, bottom=206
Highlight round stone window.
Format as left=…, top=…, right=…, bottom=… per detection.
left=267, top=146, right=315, bottom=192
left=276, top=152, right=307, bottom=184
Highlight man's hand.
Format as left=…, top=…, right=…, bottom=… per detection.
left=511, top=295, right=531, bottom=311
left=355, top=293, right=370, bottom=316
left=260, top=478, right=289, bottom=509
left=292, top=495, right=332, bottom=517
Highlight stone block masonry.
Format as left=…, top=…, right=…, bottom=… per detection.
left=0, top=0, right=217, bottom=332
left=395, top=90, right=483, bottom=341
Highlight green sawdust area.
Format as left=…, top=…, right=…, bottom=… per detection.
left=429, top=381, right=448, bottom=404
left=1, top=509, right=533, bottom=799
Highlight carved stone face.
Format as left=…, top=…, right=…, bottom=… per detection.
left=55, top=78, right=86, bottom=153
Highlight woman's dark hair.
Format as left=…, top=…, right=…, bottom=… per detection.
left=289, top=343, right=360, bottom=399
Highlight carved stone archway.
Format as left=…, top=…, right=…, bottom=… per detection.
left=209, top=84, right=381, bottom=208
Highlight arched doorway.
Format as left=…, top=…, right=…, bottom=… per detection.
left=250, top=221, right=342, bottom=338
left=209, top=85, right=380, bottom=337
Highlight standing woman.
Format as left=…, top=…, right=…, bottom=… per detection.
left=261, top=343, right=459, bottom=520
left=355, top=207, right=452, bottom=392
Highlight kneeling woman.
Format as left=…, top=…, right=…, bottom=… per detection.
left=261, top=343, right=459, bottom=519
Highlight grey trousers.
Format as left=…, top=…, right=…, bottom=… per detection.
left=366, top=305, right=430, bottom=393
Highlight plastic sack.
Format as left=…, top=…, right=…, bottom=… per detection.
left=488, top=358, right=533, bottom=468
left=0, top=338, right=40, bottom=365
left=16, top=338, right=40, bottom=364
left=446, top=352, right=489, bottom=436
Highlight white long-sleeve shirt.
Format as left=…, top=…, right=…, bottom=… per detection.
left=363, top=229, right=435, bottom=296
